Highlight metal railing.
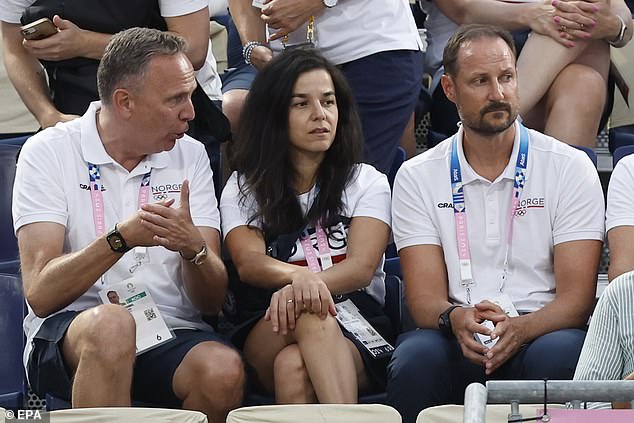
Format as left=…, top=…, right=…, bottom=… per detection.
left=464, top=380, right=634, bottom=423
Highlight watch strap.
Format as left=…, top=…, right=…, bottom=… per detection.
left=438, top=305, right=461, bottom=338
left=180, top=243, right=207, bottom=265
left=608, top=14, right=627, bottom=47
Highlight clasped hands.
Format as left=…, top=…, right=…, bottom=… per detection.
left=117, top=179, right=204, bottom=258
left=538, top=0, right=616, bottom=47
left=453, top=300, right=525, bottom=375
left=265, top=268, right=337, bottom=335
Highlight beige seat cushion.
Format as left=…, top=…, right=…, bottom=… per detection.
left=227, top=404, right=402, bottom=423
left=49, top=407, right=207, bottom=422
left=417, top=404, right=565, bottom=423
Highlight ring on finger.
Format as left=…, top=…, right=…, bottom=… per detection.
left=287, top=298, right=294, bottom=304
left=579, top=23, right=584, bottom=30
left=560, top=25, right=567, bottom=32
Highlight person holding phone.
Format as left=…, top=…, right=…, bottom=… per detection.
left=0, top=1, right=219, bottom=129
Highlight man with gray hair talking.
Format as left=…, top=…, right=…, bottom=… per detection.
left=12, top=27, right=244, bottom=421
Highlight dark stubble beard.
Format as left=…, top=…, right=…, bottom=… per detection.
left=462, top=101, right=518, bottom=135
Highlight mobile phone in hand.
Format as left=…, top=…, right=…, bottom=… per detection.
left=20, top=17, right=58, bottom=40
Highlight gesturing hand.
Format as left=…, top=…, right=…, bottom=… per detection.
left=138, top=179, right=204, bottom=254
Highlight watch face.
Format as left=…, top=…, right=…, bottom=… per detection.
left=107, top=229, right=129, bottom=253
left=324, top=0, right=337, bottom=7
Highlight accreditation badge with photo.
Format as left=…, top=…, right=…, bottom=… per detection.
left=99, top=277, right=174, bottom=355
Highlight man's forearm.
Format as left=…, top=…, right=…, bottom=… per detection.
left=2, top=22, right=59, bottom=127
left=228, top=0, right=267, bottom=44
left=182, top=251, right=228, bottom=315
left=437, top=0, right=542, bottom=31
left=513, top=295, right=593, bottom=343
left=24, top=234, right=122, bottom=318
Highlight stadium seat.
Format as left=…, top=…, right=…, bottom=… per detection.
left=613, top=145, right=634, bottom=168
left=0, top=144, right=21, bottom=274
left=48, top=407, right=207, bottom=422
left=0, top=273, right=26, bottom=411
left=609, top=125, right=634, bottom=154
left=388, top=147, right=406, bottom=188
left=0, top=135, right=29, bottom=146
left=417, top=404, right=565, bottom=423
left=227, top=404, right=402, bottom=423
left=384, top=257, right=402, bottom=279
left=571, top=145, right=598, bottom=168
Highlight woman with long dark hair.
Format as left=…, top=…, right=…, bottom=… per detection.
left=220, top=49, right=393, bottom=403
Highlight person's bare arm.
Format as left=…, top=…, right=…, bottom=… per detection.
left=435, top=0, right=591, bottom=47
left=139, top=180, right=227, bottom=314
left=483, top=239, right=601, bottom=374
left=259, top=0, right=324, bottom=41
left=607, top=227, right=634, bottom=281
left=165, top=7, right=210, bottom=70
left=401, top=244, right=490, bottom=365
left=21, top=15, right=110, bottom=61
left=1, top=21, right=78, bottom=128
left=228, top=0, right=272, bottom=69
left=18, top=203, right=160, bottom=319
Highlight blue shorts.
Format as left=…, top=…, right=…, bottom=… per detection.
left=27, top=310, right=235, bottom=407
left=221, top=65, right=257, bottom=93
left=339, top=49, right=423, bottom=174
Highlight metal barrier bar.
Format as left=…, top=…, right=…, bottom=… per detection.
left=486, top=380, right=634, bottom=403
left=463, top=380, right=634, bottom=423
left=464, top=383, right=487, bottom=423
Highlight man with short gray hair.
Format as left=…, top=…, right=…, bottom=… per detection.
left=13, top=27, right=244, bottom=421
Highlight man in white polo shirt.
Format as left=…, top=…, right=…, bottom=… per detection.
left=12, top=28, right=244, bottom=421
left=386, top=24, right=604, bottom=423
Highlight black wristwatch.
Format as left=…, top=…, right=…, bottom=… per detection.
left=106, top=224, right=131, bottom=254
left=438, top=305, right=461, bottom=338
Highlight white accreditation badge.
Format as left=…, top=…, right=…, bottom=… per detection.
left=489, top=293, right=519, bottom=318
left=99, top=277, right=174, bottom=355
left=474, top=294, right=520, bottom=348
left=335, top=299, right=394, bottom=359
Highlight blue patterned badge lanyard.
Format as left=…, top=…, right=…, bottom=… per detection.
left=450, top=124, right=529, bottom=303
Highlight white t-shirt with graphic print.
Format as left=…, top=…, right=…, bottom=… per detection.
left=220, top=164, right=391, bottom=306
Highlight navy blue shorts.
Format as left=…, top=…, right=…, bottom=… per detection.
left=339, top=49, right=423, bottom=174
left=27, top=310, right=234, bottom=407
left=221, top=64, right=257, bottom=93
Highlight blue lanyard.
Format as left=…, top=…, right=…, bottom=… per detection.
left=450, top=123, right=529, bottom=303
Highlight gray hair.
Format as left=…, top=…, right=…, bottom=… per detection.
left=97, top=27, right=187, bottom=104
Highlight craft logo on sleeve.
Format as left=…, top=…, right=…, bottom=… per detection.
left=4, top=409, right=50, bottom=422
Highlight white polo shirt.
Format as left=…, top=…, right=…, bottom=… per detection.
left=220, top=164, right=391, bottom=306
left=13, top=102, right=220, bottom=371
left=268, top=0, right=423, bottom=65
left=606, top=154, right=634, bottom=231
left=392, top=121, right=605, bottom=312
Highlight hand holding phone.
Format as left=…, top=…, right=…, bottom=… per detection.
left=20, top=18, right=58, bottom=40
